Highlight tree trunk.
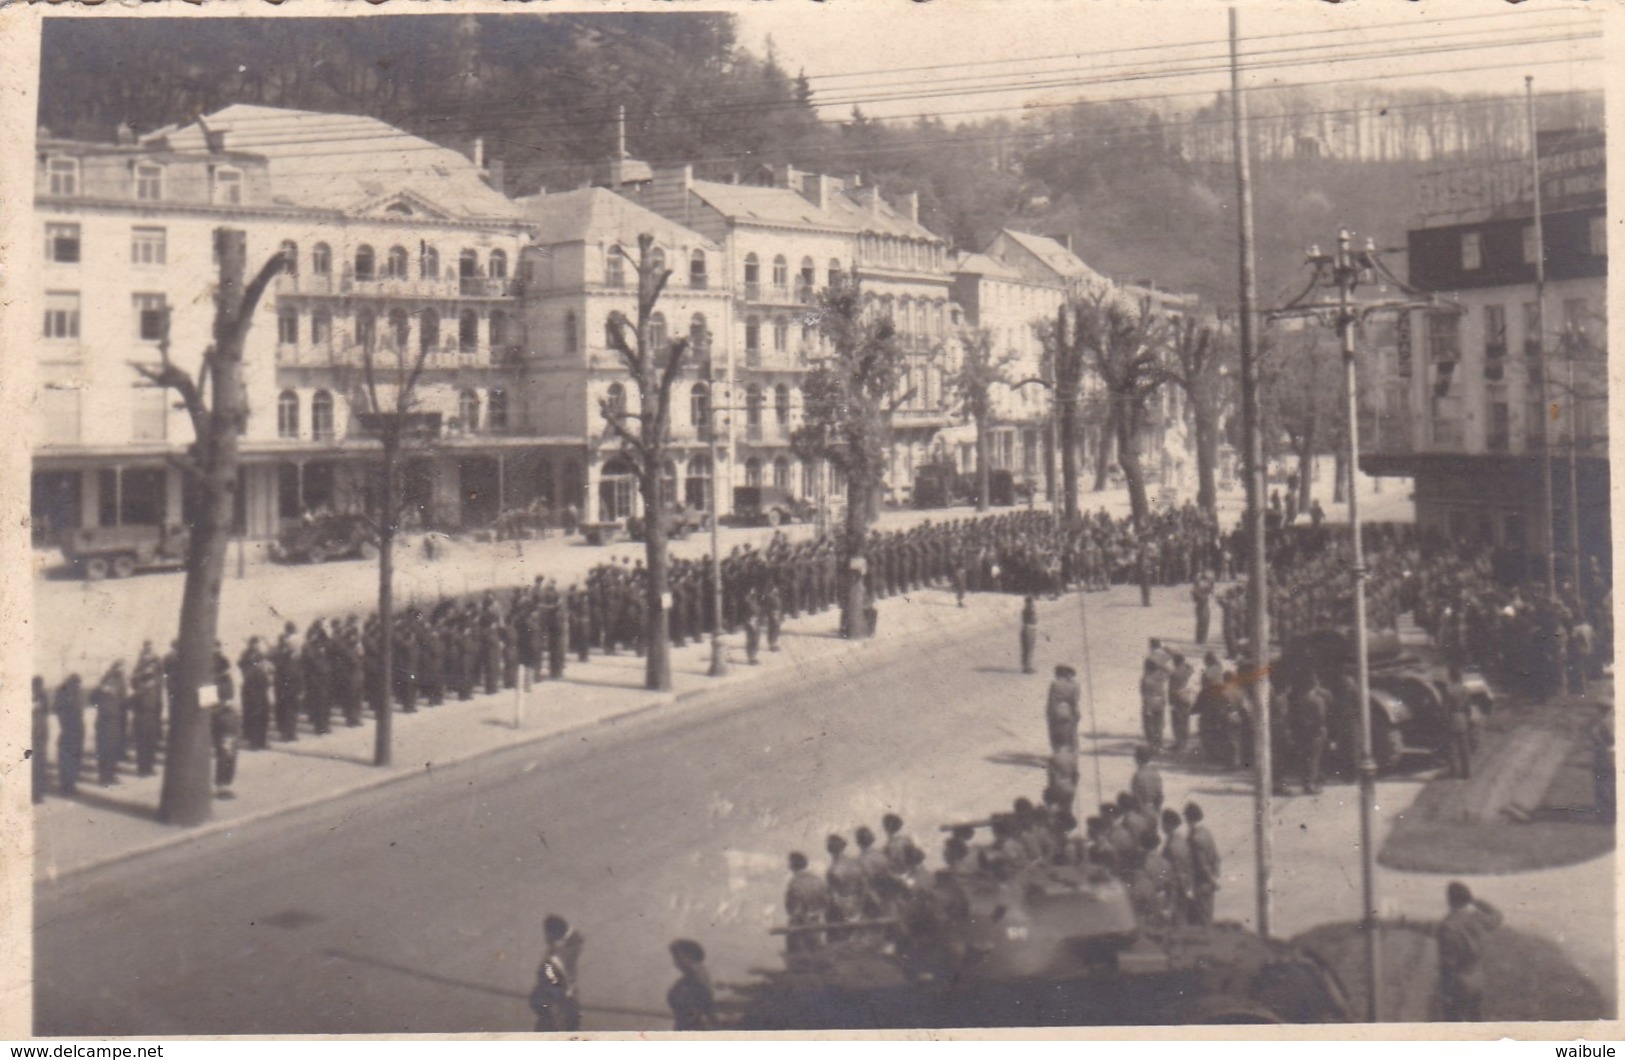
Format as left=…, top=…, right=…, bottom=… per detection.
left=158, top=231, right=247, bottom=826
left=1092, top=407, right=1116, bottom=493
left=641, top=465, right=673, bottom=691
left=1042, top=419, right=1056, bottom=504
left=1115, top=398, right=1151, bottom=530
left=1058, top=389, right=1080, bottom=520
left=1193, top=396, right=1219, bottom=517
left=974, top=413, right=990, bottom=513
left=841, top=472, right=873, bottom=639
left=374, top=436, right=397, bottom=767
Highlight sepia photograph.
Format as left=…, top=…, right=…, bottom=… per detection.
left=3, top=0, right=1615, bottom=1039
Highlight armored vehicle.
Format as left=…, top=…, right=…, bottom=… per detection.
left=271, top=513, right=377, bottom=564
left=718, top=818, right=1351, bottom=1028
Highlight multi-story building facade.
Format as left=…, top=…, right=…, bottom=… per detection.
left=1364, top=128, right=1607, bottom=572
left=514, top=187, right=732, bottom=523
left=31, top=105, right=536, bottom=543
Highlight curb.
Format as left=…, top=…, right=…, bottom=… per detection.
left=48, top=591, right=1022, bottom=880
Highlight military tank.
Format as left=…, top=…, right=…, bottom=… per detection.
left=716, top=820, right=1352, bottom=1029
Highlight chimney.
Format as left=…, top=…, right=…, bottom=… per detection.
left=798, top=172, right=831, bottom=211
left=849, top=173, right=863, bottom=188
left=473, top=137, right=485, bottom=169
left=900, top=190, right=919, bottom=224
left=616, top=105, right=628, bottom=160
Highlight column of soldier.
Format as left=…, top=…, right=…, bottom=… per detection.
left=29, top=505, right=1224, bottom=807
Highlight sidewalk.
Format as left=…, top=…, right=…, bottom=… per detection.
left=33, top=583, right=1025, bottom=880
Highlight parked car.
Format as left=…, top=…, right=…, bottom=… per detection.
left=271, top=513, right=377, bottom=564
left=627, top=504, right=711, bottom=541
left=732, top=486, right=815, bottom=527
left=60, top=523, right=189, bottom=580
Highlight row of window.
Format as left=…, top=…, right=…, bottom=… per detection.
left=45, top=156, right=243, bottom=205
left=45, top=222, right=168, bottom=266
left=274, top=387, right=507, bottom=440
left=560, top=311, right=714, bottom=357
left=857, top=233, right=945, bottom=272
left=279, top=240, right=507, bottom=282
left=1420, top=296, right=1594, bottom=373
left=277, top=305, right=513, bottom=354
left=1460, top=216, right=1607, bottom=270
left=44, top=291, right=168, bottom=344
left=603, top=381, right=797, bottom=433
left=604, top=245, right=709, bottom=289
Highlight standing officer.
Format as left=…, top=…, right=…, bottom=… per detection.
left=1167, top=651, right=1196, bottom=755
left=239, top=637, right=273, bottom=750
left=1161, top=809, right=1193, bottom=926
left=1130, top=745, right=1164, bottom=820
left=548, top=591, right=568, bottom=680
left=212, top=685, right=241, bottom=800
left=1139, top=658, right=1167, bottom=752
left=92, top=660, right=127, bottom=787
left=535, top=914, right=585, bottom=1032
left=1292, top=672, right=1330, bottom=795
left=273, top=624, right=303, bottom=742
left=130, top=641, right=164, bottom=776
left=784, top=851, right=831, bottom=954
left=54, top=673, right=86, bottom=796
left=1192, top=570, right=1214, bottom=645
left=303, top=622, right=332, bottom=735
left=1045, top=664, right=1081, bottom=756
left=420, top=614, right=446, bottom=708
left=1184, top=801, right=1221, bottom=927
left=1443, top=665, right=1473, bottom=780
left=1436, top=882, right=1502, bottom=1021
left=1019, top=595, right=1039, bottom=675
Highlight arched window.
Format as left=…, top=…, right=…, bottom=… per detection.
left=649, top=311, right=667, bottom=350
left=459, top=309, right=480, bottom=352
left=279, top=240, right=299, bottom=275
left=800, top=322, right=816, bottom=362
left=311, top=243, right=331, bottom=276
left=421, top=244, right=440, bottom=279
left=487, top=388, right=508, bottom=431
left=684, top=454, right=712, bottom=510
left=745, top=457, right=763, bottom=488
left=563, top=310, right=579, bottom=354
left=773, top=317, right=789, bottom=354
left=387, top=308, right=409, bottom=351
left=489, top=310, right=508, bottom=351
left=773, top=456, right=791, bottom=490
left=381, top=246, right=405, bottom=279
left=799, top=257, right=815, bottom=301
left=775, top=384, right=791, bottom=428
left=828, top=258, right=843, bottom=287
left=802, top=460, right=817, bottom=498
left=605, top=382, right=626, bottom=418
left=419, top=309, right=440, bottom=354
left=354, top=245, right=375, bottom=281
left=605, top=245, right=625, bottom=287
left=459, top=249, right=480, bottom=279
left=312, top=390, right=335, bottom=441
left=488, top=248, right=507, bottom=280
left=355, top=308, right=377, bottom=351
left=772, top=254, right=788, bottom=291
left=745, top=316, right=761, bottom=366
left=689, top=250, right=708, bottom=289
left=277, top=390, right=299, bottom=439
left=743, top=253, right=760, bottom=295
left=690, top=382, right=710, bottom=431
left=746, top=385, right=763, bottom=436
left=459, top=388, right=480, bottom=432
left=311, top=309, right=332, bottom=346
left=689, top=313, right=709, bottom=358
left=649, top=246, right=666, bottom=277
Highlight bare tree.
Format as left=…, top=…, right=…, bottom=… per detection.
left=1261, top=327, right=1339, bottom=513
left=1035, top=305, right=1088, bottom=520
left=948, top=328, right=1019, bottom=512
left=791, top=275, right=905, bottom=639
left=1073, top=291, right=1171, bottom=530
left=1164, top=315, right=1233, bottom=517
left=340, top=306, right=440, bottom=767
left=602, top=233, right=694, bottom=691
left=131, top=230, right=283, bottom=826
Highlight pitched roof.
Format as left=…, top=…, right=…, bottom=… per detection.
left=144, top=104, right=520, bottom=221
left=514, top=187, right=716, bottom=250
left=997, top=229, right=1106, bottom=285
left=952, top=251, right=1023, bottom=281
left=689, top=180, right=852, bottom=231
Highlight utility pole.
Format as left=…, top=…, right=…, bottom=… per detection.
left=1229, top=6, right=1273, bottom=941
left=1527, top=76, right=1557, bottom=597
left=1272, top=231, right=1449, bottom=1024
left=1563, top=324, right=1583, bottom=599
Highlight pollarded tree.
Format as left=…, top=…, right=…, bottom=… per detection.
left=791, top=276, right=905, bottom=639
left=1072, top=290, right=1171, bottom=531
left=1164, top=314, right=1233, bottom=518
left=948, top=328, right=1020, bottom=512
left=602, top=233, right=694, bottom=691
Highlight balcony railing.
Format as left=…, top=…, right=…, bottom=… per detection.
left=743, top=281, right=761, bottom=301
left=276, top=338, right=511, bottom=369
left=275, top=274, right=513, bottom=300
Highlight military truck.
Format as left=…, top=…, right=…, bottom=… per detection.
left=59, top=524, right=190, bottom=580
left=713, top=814, right=1351, bottom=1029
left=270, top=513, right=377, bottom=564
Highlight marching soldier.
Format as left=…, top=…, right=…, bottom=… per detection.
left=1045, top=664, right=1081, bottom=756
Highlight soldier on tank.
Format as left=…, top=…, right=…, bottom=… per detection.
left=1161, top=809, right=1193, bottom=927
left=824, top=834, right=865, bottom=941
left=784, top=851, right=830, bottom=954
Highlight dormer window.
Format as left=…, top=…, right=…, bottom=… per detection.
left=135, top=163, right=164, bottom=202
left=214, top=167, right=242, bottom=205
left=47, top=157, right=79, bottom=196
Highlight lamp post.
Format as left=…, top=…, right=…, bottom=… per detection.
left=705, top=355, right=727, bottom=678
